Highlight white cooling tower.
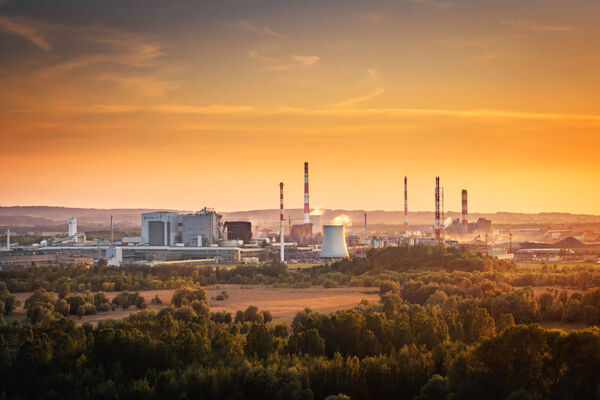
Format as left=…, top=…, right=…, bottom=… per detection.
left=320, top=225, right=349, bottom=258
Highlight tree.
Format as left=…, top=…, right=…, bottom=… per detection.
left=57, top=282, right=70, bottom=299
left=289, top=328, right=325, bottom=356
left=245, top=323, right=276, bottom=358
left=54, top=299, right=70, bottom=316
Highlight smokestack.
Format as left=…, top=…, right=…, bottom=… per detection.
left=110, top=215, right=114, bottom=244
left=435, top=177, right=441, bottom=241
left=461, top=189, right=468, bottom=234
left=304, top=162, right=310, bottom=224
left=364, top=212, right=368, bottom=243
left=6, top=229, right=9, bottom=251
left=404, top=177, right=408, bottom=233
left=280, top=182, right=285, bottom=263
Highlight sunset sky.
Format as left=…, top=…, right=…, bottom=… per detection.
left=1, top=0, right=599, bottom=214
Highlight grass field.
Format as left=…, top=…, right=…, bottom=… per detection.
left=9, top=285, right=380, bottom=325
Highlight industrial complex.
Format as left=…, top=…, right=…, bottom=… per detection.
left=2, top=163, right=600, bottom=270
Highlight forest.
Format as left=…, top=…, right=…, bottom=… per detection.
left=1, top=245, right=600, bottom=399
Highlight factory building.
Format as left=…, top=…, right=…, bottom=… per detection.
left=180, top=208, right=223, bottom=246
left=141, top=212, right=179, bottom=246
left=224, top=221, right=252, bottom=242
left=141, top=209, right=226, bottom=247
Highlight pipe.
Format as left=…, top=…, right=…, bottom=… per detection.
left=280, top=182, right=285, bottom=263
left=304, top=162, right=310, bottom=224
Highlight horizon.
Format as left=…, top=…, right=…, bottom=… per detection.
left=2, top=204, right=600, bottom=217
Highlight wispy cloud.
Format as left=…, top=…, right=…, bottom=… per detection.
left=250, top=51, right=321, bottom=71
left=0, top=15, right=53, bottom=51
left=409, top=0, right=455, bottom=10
left=238, top=19, right=286, bottom=38
left=6, top=104, right=600, bottom=123
left=290, top=54, right=320, bottom=67
left=503, top=19, right=574, bottom=32
left=333, top=87, right=385, bottom=107
left=247, top=50, right=277, bottom=63
left=35, top=27, right=167, bottom=95
left=99, top=74, right=178, bottom=97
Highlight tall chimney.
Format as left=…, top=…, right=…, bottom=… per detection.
left=461, top=189, right=468, bottom=234
left=110, top=215, right=114, bottom=244
left=364, top=212, right=368, bottom=243
left=304, top=162, right=310, bottom=224
left=6, top=229, right=9, bottom=251
left=435, top=177, right=441, bottom=241
left=280, top=182, right=285, bottom=263
left=404, top=177, right=408, bottom=233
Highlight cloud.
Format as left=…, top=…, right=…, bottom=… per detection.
left=247, top=50, right=276, bottom=63
left=333, top=87, right=385, bottom=107
left=409, top=0, right=455, bottom=10
left=367, top=68, right=381, bottom=80
left=503, top=19, right=574, bottom=32
left=262, top=54, right=321, bottom=71
left=99, top=74, right=178, bottom=97
left=5, top=103, right=600, bottom=123
left=0, top=15, right=53, bottom=51
left=37, top=27, right=164, bottom=80
left=238, top=19, right=286, bottom=38
left=290, top=54, right=320, bottom=67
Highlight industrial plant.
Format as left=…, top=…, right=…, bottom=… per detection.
left=2, top=163, right=599, bottom=270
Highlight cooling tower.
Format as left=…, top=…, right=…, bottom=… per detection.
left=320, top=225, right=349, bottom=258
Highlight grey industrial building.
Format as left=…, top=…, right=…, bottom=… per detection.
left=141, top=208, right=223, bottom=247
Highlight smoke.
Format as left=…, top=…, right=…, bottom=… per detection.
left=310, top=209, right=324, bottom=216
left=443, top=217, right=453, bottom=228
left=332, top=214, right=352, bottom=227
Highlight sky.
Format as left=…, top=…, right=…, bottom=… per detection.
left=1, top=0, right=599, bottom=214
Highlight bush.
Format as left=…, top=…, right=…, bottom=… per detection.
left=172, top=288, right=207, bottom=308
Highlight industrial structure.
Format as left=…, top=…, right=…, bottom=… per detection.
left=68, top=218, right=77, bottom=237
left=141, top=208, right=223, bottom=247
left=224, top=221, right=252, bottom=242
left=320, top=225, right=349, bottom=258
left=304, top=162, right=310, bottom=224
left=280, top=182, right=285, bottom=262
left=435, top=177, right=441, bottom=241
left=404, top=176, right=408, bottom=233
left=461, top=189, right=469, bottom=234
left=291, top=162, right=317, bottom=245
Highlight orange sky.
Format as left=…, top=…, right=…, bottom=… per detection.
left=1, top=1, right=599, bottom=214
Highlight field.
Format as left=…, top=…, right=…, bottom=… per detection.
left=10, top=285, right=380, bottom=325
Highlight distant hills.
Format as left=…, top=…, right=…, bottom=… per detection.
left=1, top=206, right=600, bottom=234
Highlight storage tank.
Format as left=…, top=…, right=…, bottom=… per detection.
left=320, top=225, right=349, bottom=258
left=68, top=218, right=77, bottom=237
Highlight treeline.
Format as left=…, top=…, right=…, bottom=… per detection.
left=328, top=245, right=517, bottom=275
left=2, top=286, right=600, bottom=399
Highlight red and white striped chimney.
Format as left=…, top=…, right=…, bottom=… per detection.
left=404, top=176, right=408, bottom=233
left=435, top=177, right=441, bottom=241
left=461, top=189, right=468, bottom=233
left=280, top=182, right=285, bottom=262
left=304, top=162, right=310, bottom=224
